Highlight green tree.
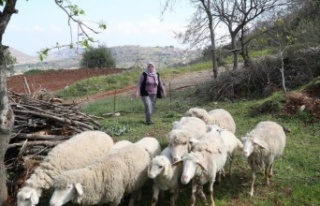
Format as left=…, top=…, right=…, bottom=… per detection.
left=80, top=45, right=116, bottom=68
left=0, top=1, right=105, bottom=204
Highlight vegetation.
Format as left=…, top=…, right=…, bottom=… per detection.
left=80, top=45, right=116, bottom=69
left=24, top=69, right=55, bottom=75
left=55, top=61, right=212, bottom=99
left=47, top=79, right=319, bottom=206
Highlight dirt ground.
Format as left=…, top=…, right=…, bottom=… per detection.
left=7, top=68, right=126, bottom=94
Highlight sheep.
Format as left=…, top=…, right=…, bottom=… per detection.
left=108, top=139, right=133, bottom=154
left=134, top=136, right=162, bottom=159
left=167, top=116, right=207, bottom=162
left=242, top=121, right=286, bottom=197
left=17, top=130, right=114, bottom=206
left=148, top=147, right=182, bottom=206
left=185, top=107, right=236, bottom=134
left=175, top=136, right=228, bottom=206
left=49, top=137, right=161, bottom=206
left=207, top=125, right=243, bottom=176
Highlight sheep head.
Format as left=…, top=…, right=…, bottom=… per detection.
left=17, top=186, right=41, bottom=206
left=49, top=182, right=84, bottom=206
left=242, top=135, right=267, bottom=158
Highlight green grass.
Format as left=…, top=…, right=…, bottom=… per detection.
left=56, top=86, right=319, bottom=206
left=37, top=61, right=319, bottom=206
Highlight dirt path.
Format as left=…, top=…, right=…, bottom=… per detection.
left=71, top=69, right=214, bottom=104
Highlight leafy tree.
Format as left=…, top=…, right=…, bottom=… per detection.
left=80, top=45, right=116, bottom=68
left=0, top=0, right=105, bottom=204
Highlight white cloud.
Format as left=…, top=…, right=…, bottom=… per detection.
left=33, top=25, right=45, bottom=33
left=116, top=18, right=185, bottom=38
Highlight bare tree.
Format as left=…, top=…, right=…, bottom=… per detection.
left=211, top=0, right=285, bottom=71
left=0, top=1, right=105, bottom=204
left=175, top=1, right=220, bottom=78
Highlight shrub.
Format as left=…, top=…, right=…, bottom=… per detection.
left=80, top=45, right=115, bottom=68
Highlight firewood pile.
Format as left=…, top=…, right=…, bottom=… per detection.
left=7, top=91, right=101, bottom=157
left=5, top=90, right=103, bottom=201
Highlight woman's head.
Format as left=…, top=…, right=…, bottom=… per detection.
left=147, top=62, right=155, bottom=72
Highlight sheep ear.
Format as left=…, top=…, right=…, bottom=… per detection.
left=172, top=159, right=182, bottom=166
left=189, top=138, right=199, bottom=145
left=253, top=138, right=267, bottom=149
left=74, top=183, right=84, bottom=196
left=197, top=160, right=207, bottom=172
left=30, top=190, right=39, bottom=205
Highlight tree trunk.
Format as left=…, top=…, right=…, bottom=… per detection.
left=231, top=35, right=239, bottom=71
left=0, top=46, right=15, bottom=206
left=0, top=1, right=18, bottom=204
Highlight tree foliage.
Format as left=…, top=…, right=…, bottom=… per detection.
left=80, top=45, right=116, bottom=69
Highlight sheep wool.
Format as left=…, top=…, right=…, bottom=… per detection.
left=50, top=144, right=152, bottom=206
left=185, top=107, right=236, bottom=134
left=148, top=147, right=182, bottom=206
left=242, top=121, right=286, bottom=196
left=167, top=116, right=207, bottom=162
left=17, top=130, right=114, bottom=206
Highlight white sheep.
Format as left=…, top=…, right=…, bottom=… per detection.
left=185, top=107, right=236, bottom=134
left=167, top=116, right=207, bottom=162
left=176, top=137, right=228, bottom=206
left=134, top=136, right=162, bottom=159
left=207, top=124, right=243, bottom=176
left=17, top=130, right=114, bottom=206
left=49, top=137, right=161, bottom=206
left=148, top=147, right=182, bottom=206
left=108, top=139, right=133, bottom=154
left=242, top=121, right=286, bottom=197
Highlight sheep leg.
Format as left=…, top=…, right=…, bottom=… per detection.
left=190, top=180, right=197, bottom=206
left=151, top=185, right=160, bottom=206
left=196, top=185, right=206, bottom=202
left=128, top=189, right=140, bottom=206
left=207, top=181, right=215, bottom=206
left=173, top=187, right=179, bottom=201
left=228, top=153, right=234, bottom=176
left=169, top=187, right=179, bottom=206
left=264, top=163, right=273, bottom=185
left=249, top=171, right=256, bottom=197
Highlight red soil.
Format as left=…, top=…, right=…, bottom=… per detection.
left=7, top=68, right=126, bottom=94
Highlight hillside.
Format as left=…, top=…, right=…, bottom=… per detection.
left=9, top=45, right=202, bottom=73
left=8, top=47, right=38, bottom=64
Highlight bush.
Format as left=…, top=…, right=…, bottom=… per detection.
left=80, top=45, right=115, bottom=68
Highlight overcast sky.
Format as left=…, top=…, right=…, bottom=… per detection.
left=4, top=0, right=198, bottom=56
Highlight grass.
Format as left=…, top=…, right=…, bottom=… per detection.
left=56, top=85, right=319, bottom=206
left=38, top=60, right=319, bottom=205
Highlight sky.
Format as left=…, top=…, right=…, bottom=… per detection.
left=4, top=0, right=198, bottom=56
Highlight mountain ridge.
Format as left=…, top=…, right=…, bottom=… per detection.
left=9, top=45, right=202, bottom=72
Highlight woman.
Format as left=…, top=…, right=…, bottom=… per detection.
left=135, top=62, right=166, bottom=125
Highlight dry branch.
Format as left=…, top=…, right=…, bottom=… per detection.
left=7, top=91, right=101, bottom=156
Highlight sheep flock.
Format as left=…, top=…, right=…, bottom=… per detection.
left=16, top=107, right=287, bottom=206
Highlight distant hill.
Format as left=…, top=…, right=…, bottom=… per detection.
left=8, top=47, right=38, bottom=65
left=9, top=45, right=202, bottom=73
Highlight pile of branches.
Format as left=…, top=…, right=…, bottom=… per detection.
left=7, top=91, right=101, bottom=158
left=5, top=91, right=102, bottom=201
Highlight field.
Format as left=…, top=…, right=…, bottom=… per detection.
left=7, top=68, right=125, bottom=94
left=8, top=67, right=320, bottom=206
